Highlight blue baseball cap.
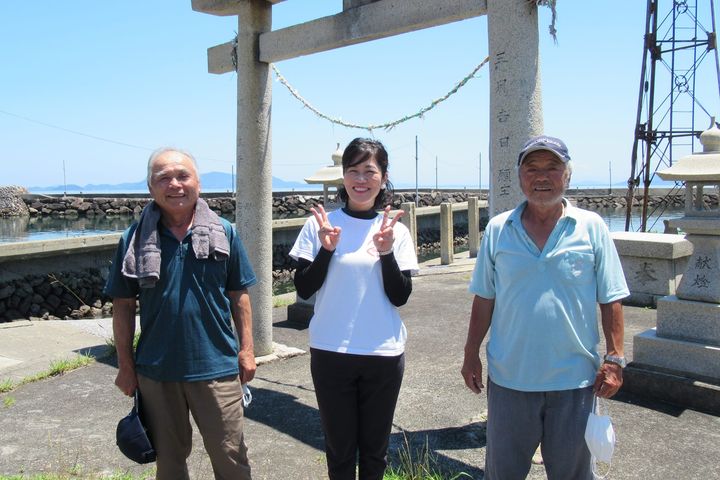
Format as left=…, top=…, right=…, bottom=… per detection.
left=116, top=391, right=156, bottom=464
left=518, top=135, right=571, bottom=165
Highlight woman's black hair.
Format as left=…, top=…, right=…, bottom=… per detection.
left=336, top=137, right=395, bottom=210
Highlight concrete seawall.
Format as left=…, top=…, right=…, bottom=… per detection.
left=0, top=199, right=481, bottom=323
left=16, top=191, right=472, bottom=218
left=4, top=188, right=716, bottom=219
left=2, top=188, right=715, bottom=323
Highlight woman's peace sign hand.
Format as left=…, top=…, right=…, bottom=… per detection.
left=311, top=204, right=341, bottom=251
left=373, top=206, right=404, bottom=255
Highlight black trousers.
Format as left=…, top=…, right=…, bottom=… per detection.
left=310, top=348, right=405, bottom=480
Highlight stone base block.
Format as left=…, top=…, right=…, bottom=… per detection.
left=612, top=232, right=691, bottom=308
left=633, top=328, right=720, bottom=380
left=657, top=296, right=720, bottom=345
left=286, top=302, right=313, bottom=329
left=622, top=362, right=720, bottom=415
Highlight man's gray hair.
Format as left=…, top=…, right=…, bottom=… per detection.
left=146, top=147, right=199, bottom=186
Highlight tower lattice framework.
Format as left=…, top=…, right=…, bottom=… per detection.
left=626, top=0, right=720, bottom=232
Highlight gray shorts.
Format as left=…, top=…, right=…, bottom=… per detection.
left=484, top=378, right=594, bottom=480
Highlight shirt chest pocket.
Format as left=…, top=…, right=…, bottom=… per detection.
left=193, top=256, right=228, bottom=286
left=557, top=251, right=595, bottom=285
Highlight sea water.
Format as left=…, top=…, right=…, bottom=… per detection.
left=0, top=206, right=684, bottom=244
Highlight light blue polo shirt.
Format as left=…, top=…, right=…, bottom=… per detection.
left=468, top=200, right=629, bottom=392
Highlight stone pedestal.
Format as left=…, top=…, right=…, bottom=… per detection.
left=656, top=295, right=720, bottom=345
left=626, top=246, right=720, bottom=414
left=611, top=232, right=692, bottom=307
left=623, top=120, right=720, bottom=415
left=633, top=329, right=720, bottom=381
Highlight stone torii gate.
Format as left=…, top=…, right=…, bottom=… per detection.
left=192, top=0, right=544, bottom=355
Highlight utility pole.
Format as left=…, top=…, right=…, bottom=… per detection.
left=415, top=135, right=419, bottom=206
left=479, top=152, right=482, bottom=194
left=62, top=158, right=67, bottom=197
left=435, top=155, right=438, bottom=190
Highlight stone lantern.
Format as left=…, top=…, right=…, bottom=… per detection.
left=657, top=118, right=720, bottom=302
left=304, top=143, right=344, bottom=208
left=625, top=118, right=720, bottom=414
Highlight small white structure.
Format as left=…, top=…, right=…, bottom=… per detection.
left=626, top=118, right=720, bottom=414
left=304, top=144, right=344, bottom=208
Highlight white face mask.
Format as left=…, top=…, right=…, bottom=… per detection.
left=585, top=395, right=616, bottom=476
left=242, top=383, right=253, bottom=408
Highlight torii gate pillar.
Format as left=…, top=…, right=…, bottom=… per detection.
left=195, top=0, right=275, bottom=356
left=233, top=2, right=274, bottom=356
left=487, top=0, right=544, bottom=215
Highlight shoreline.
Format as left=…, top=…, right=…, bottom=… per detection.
left=6, top=188, right=710, bottom=220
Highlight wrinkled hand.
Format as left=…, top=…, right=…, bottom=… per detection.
left=115, top=366, right=138, bottom=397
left=311, top=204, right=341, bottom=251
left=461, top=354, right=485, bottom=394
left=373, top=206, right=403, bottom=254
left=593, top=362, right=623, bottom=398
left=238, top=349, right=256, bottom=384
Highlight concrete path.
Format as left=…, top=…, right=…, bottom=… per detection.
left=1, top=252, right=719, bottom=479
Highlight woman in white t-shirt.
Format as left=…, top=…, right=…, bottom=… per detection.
left=289, top=137, right=418, bottom=480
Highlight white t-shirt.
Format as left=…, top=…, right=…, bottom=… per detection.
left=289, top=209, right=419, bottom=356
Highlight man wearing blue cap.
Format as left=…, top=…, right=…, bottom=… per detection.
left=461, top=136, right=629, bottom=479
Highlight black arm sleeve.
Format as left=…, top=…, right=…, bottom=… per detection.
left=293, top=247, right=334, bottom=300
left=380, top=252, right=413, bottom=307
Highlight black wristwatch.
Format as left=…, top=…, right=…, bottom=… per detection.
left=603, top=354, right=627, bottom=368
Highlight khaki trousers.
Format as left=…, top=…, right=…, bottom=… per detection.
left=137, top=374, right=251, bottom=480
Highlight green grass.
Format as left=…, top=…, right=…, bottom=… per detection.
left=23, top=356, right=94, bottom=384
left=272, top=278, right=295, bottom=296
left=3, top=395, right=16, bottom=408
left=0, top=354, right=94, bottom=395
left=272, top=294, right=296, bottom=308
left=105, top=332, right=141, bottom=357
left=383, top=435, right=471, bottom=480
left=0, top=378, right=14, bottom=394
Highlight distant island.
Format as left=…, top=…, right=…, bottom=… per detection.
left=28, top=172, right=313, bottom=194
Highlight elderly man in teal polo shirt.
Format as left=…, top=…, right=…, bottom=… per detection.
left=461, top=136, right=629, bottom=480
left=106, top=147, right=257, bottom=479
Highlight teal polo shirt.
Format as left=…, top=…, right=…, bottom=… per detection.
left=468, top=200, right=629, bottom=392
left=105, top=218, right=256, bottom=382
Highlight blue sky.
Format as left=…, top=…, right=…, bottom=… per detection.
left=1, top=1, right=717, bottom=191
